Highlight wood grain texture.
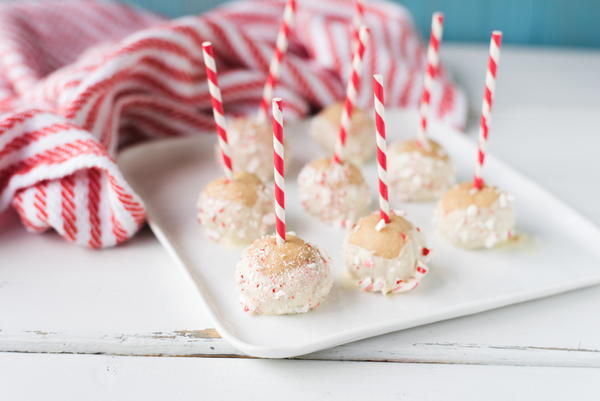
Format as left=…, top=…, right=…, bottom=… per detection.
left=4, top=352, right=600, bottom=401
left=3, top=328, right=600, bottom=367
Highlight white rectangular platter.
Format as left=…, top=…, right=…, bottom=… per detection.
left=118, top=110, right=600, bottom=358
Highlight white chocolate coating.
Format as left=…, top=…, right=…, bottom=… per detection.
left=197, top=175, right=274, bottom=246
left=298, top=158, right=370, bottom=227
left=434, top=191, right=516, bottom=249
left=344, top=213, right=430, bottom=294
left=388, top=141, right=455, bottom=201
left=217, top=117, right=290, bottom=182
left=309, top=103, right=374, bottom=165
left=236, top=235, right=333, bottom=315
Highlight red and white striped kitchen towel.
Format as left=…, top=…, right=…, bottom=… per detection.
left=0, top=0, right=466, bottom=248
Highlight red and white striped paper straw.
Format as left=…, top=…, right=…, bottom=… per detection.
left=257, top=0, right=297, bottom=122
left=373, top=74, right=390, bottom=229
left=417, top=12, right=444, bottom=148
left=352, top=0, right=365, bottom=49
left=473, top=31, right=503, bottom=190
left=202, top=41, right=233, bottom=181
left=272, top=98, right=286, bottom=245
left=333, top=25, right=369, bottom=164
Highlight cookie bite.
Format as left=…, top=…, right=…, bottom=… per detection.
left=197, top=171, right=274, bottom=246
left=236, top=234, right=332, bottom=314
left=344, top=212, right=430, bottom=294
left=219, top=117, right=289, bottom=182
left=309, top=102, right=374, bottom=165
left=298, top=157, right=370, bottom=227
left=388, top=138, right=454, bottom=201
left=434, top=182, right=515, bottom=249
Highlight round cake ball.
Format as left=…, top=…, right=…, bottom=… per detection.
left=388, top=138, right=455, bottom=201
left=309, top=102, right=374, bottom=165
left=218, top=117, right=289, bottom=182
left=434, top=182, right=515, bottom=249
left=344, top=212, right=430, bottom=294
left=298, top=157, right=371, bottom=227
left=197, top=171, right=274, bottom=246
left=236, top=234, right=333, bottom=315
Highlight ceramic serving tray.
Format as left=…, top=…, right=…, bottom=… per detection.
left=118, top=110, right=600, bottom=358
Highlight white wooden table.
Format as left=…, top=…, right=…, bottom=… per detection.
left=2, top=44, right=600, bottom=398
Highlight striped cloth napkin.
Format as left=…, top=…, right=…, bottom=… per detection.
left=0, top=0, right=466, bottom=248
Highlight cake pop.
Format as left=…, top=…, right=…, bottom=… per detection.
left=198, top=42, right=274, bottom=246
left=299, top=26, right=371, bottom=226
left=217, top=0, right=296, bottom=182
left=236, top=98, right=332, bottom=314
left=343, top=74, right=430, bottom=294
left=434, top=31, right=515, bottom=250
left=388, top=12, right=455, bottom=202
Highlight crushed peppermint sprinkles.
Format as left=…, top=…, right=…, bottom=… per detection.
left=235, top=234, right=333, bottom=315
left=298, top=157, right=370, bottom=227
left=197, top=171, right=274, bottom=246
left=435, top=181, right=515, bottom=249
left=344, top=212, right=431, bottom=295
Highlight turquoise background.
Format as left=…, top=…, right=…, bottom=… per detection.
left=120, top=0, right=600, bottom=48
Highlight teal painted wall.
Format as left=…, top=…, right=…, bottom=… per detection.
left=120, top=0, right=600, bottom=48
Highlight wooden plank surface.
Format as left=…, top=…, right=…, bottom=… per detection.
left=1, top=45, right=600, bottom=365
left=2, top=283, right=600, bottom=367
left=3, top=352, right=600, bottom=401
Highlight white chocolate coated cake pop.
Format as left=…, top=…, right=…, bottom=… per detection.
left=298, top=157, right=370, bottom=228
left=388, top=138, right=455, bottom=201
left=344, top=211, right=430, bottom=294
left=309, top=102, right=374, bottom=165
left=236, top=234, right=333, bottom=315
left=197, top=171, right=274, bottom=246
left=217, top=117, right=290, bottom=182
left=434, top=182, right=515, bottom=249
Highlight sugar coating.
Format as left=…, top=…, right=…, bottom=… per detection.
left=388, top=142, right=455, bottom=202
left=197, top=176, right=274, bottom=246
left=236, top=235, right=333, bottom=315
left=343, top=213, right=430, bottom=294
left=298, top=158, right=371, bottom=227
left=309, top=104, right=374, bottom=165
left=217, top=117, right=290, bottom=182
left=434, top=185, right=516, bottom=249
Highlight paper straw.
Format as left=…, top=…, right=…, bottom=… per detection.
left=351, top=0, right=365, bottom=51
left=272, top=98, right=286, bottom=245
left=257, top=0, right=297, bottom=122
left=333, top=25, right=369, bottom=164
left=473, top=31, right=503, bottom=190
left=417, top=12, right=444, bottom=149
left=202, top=42, right=233, bottom=180
left=373, top=74, right=390, bottom=229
